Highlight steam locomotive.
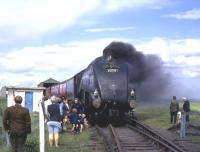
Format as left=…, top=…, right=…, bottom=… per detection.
left=46, top=43, right=137, bottom=125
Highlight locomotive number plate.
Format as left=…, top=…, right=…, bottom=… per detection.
left=107, top=69, right=118, bottom=72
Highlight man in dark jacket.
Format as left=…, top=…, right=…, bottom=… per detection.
left=170, top=96, right=179, bottom=124
left=3, top=95, right=31, bottom=152
left=182, top=97, right=190, bottom=122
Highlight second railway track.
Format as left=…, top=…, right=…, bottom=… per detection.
left=94, top=118, right=186, bottom=152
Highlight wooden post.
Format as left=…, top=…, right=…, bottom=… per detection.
left=4, top=93, right=10, bottom=146
left=3, top=110, right=10, bottom=146
left=39, top=99, right=45, bottom=152
left=180, top=112, right=186, bottom=138
left=5, top=132, right=10, bottom=146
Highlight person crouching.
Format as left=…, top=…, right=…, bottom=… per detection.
left=47, top=96, right=62, bottom=147
left=69, top=108, right=79, bottom=133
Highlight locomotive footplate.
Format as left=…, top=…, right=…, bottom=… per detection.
left=109, top=109, right=119, bottom=117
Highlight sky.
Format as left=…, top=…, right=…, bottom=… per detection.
left=0, top=0, right=200, bottom=99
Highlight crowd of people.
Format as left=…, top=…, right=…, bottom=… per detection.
left=43, top=95, right=88, bottom=147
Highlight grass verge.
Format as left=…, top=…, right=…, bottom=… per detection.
left=136, top=101, right=200, bottom=129
left=45, top=127, right=91, bottom=152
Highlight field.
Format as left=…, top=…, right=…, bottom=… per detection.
left=136, top=101, right=200, bottom=129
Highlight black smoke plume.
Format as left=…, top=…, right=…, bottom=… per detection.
left=103, top=41, right=171, bottom=102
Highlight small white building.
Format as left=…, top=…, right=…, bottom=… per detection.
left=6, top=86, right=45, bottom=112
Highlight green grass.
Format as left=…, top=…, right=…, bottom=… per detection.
left=136, top=105, right=171, bottom=129
left=191, top=136, right=200, bottom=143
left=0, top=98, right=7, bottom=147
left=190, top=102, right=200, bottom=112
left=45, top=128, right=91, bottom=152
left=136, top=101, right=200, bottom=129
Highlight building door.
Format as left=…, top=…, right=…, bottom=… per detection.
left=25, top=91, right=33, bottom=112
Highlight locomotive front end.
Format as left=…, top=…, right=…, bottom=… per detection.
left=93, top=56, right=136, bottom=118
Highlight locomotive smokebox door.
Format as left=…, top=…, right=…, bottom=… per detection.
left=109, top=109, right=119, bottom=117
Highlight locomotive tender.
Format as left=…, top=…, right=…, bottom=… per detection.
left=46, top=42, right=137, bottom=124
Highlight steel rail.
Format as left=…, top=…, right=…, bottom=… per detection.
left=108, top=124, right=123, bottom=152
left=95, top=125, right=124, bottom=152
left=95, top=125, right=114, bottom=152
left=128, top=118, right=186, bottom=152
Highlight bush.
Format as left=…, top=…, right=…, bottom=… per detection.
left=24, top=137, right=39, bottom=152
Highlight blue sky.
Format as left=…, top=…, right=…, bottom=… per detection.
left=0, top=0, right=200, bottom=99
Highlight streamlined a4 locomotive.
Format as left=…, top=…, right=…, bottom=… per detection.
left=46, top=56, right=136, bottom=124
left=79, top=55, right=136, bottom=124
left=46, top=43, right=137, bottom=125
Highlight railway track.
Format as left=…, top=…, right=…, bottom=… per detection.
left=94, top=118, right=186, bottom=152
left=86, top=127, right=106, bottom=152
left=128, top=118, right=186, bottom=152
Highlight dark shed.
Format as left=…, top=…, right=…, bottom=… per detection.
left=37, top=78, right=60, bottom=88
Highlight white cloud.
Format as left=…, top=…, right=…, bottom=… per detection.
left=0, top=38, right=119, bottom=87
left=0, top=0, right=165, bottom=37
left=173, top=56, right=200, bottom=66
left=0, top=0, right=100, bottom=36
left=135, top=37, right=200, bottom=58
left=85, top=26, right=134, bottom=32
left=171, top=55, right=200, bottom=77
left=135, top=37, right=169, bottom=60
left=166, top=8, right=200, bottom=20
left=134, top=37, right=200, bottom=78
left=102, top=0, right=165, bottom=12
left=182, top=70, right=200, bottom=78
left=1, top=36, right=200, bottom=87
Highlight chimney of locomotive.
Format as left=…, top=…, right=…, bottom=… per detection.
left=107, top=55, right=112, bottom=62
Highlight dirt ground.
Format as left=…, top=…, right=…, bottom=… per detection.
left=153, top=124, right=200, bottom=152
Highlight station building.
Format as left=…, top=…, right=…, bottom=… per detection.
left=5, top=78, right=59, bottom=112
left=6, top=86, right=45, bottom=112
